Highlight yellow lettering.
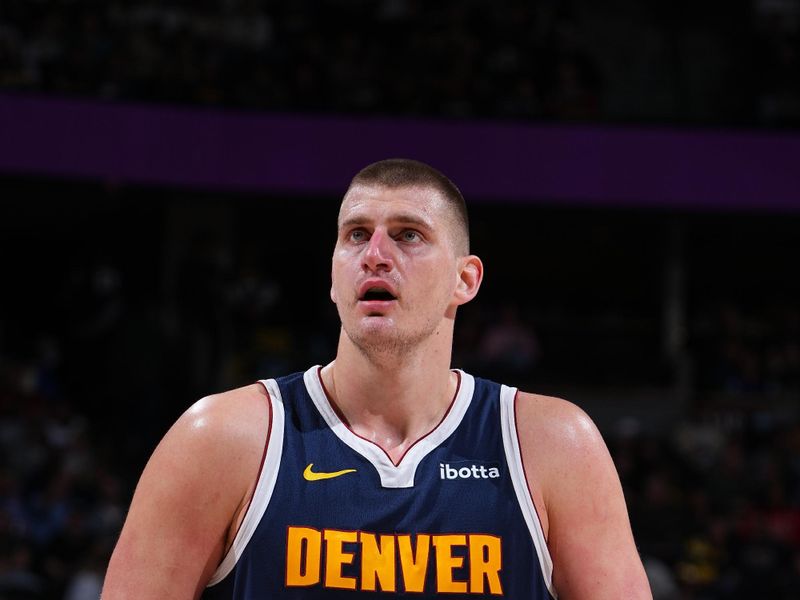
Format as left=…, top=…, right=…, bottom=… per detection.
left=287, top=527, right=502, bottom=594
left=469, top=534, right=503, bottom=595
left=285, top=527, right=322, bottom=587
left=397, top=534, right=430, bottom=593
left=432, top=534, right=468, bottom=593
left=324, top=529, right=358, bottom=589
left=360, top=532, right=396, bottom=592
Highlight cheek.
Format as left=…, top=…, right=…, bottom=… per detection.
left=330, top=257, right=354, bottom=302
left=415, top=265, right=457, bottom=302
left=330, top=271, right=345, bottom=303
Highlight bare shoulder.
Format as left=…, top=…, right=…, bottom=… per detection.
left=157, top=382, right=271, bottom=481
left=103, top=382, right=271, bottom=599
left=514, top=390, right=591, bottom=426
left=514, top=390, right=608, bottom=462
left=180, top=382, right=271, bottom=451
left=514, top=391, right=652, bottom=599
left=153, top=381, right=273, bottom=529
left=512, top=391, right=612, bottom=536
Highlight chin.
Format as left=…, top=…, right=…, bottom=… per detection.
left=345, top=318, right=437, bottom=359
left=354, top=316, right=398, bottom=339
left=345, top=317, right=394, bottom=342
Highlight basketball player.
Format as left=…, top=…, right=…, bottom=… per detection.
left=103, top=159, right=652, bottom=599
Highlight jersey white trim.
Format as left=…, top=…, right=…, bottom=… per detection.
left=500, top=385, right=557, bottom=598
left=207, top=379, right=285, bottom=586
left=303, top=365, right=475, bottom=488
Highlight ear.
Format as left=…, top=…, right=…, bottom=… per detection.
left=452, top=255, right=483, bottom=306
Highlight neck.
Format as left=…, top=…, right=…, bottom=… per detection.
left=320, top=324, right=457, bottom=463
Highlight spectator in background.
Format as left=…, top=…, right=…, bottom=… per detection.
left=477, top=303, right=541, bottom=377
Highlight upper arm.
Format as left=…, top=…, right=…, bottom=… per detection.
left=516, top=393, right=652, bottom=600
left=102, top=385, right=270, bottom=600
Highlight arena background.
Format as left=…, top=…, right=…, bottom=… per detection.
left=1, top=2, right=800, bottom=599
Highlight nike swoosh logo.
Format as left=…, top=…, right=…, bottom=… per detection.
left=303, top=463, right=357, bottom=481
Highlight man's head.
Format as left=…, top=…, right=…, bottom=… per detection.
left=331, top=159, right=482, bottom=360
left=343, top=159, right=470, bottom=256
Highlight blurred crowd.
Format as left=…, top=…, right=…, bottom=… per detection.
left=0, top=368, right=121, bottom=599
left=617, top=413, right=800, bottom=599
left=0, top=0, right=600, bottom=120
left=1, top=0, right=799, bottom=125
left=693, top=303, right=800, bottom=395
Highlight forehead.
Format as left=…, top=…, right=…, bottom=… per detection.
left=337, top=184, right=451, bottom=228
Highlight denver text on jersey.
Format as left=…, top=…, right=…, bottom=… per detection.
left=286, top=527, right=503, bottom=594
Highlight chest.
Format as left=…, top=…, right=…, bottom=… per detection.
left=202, top=371, right=554, bottom=599
left=246, top=395, right=527, bottom=596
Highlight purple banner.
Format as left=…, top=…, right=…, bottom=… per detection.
left=1, top=92, right=799, bottom=210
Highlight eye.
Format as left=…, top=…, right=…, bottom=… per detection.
left=349, top=229, right=367, bottom=242
left=400, top=230, right=421, bottom=243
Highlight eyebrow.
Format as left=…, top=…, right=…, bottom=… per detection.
left=339, top=212, right=433, bottom=230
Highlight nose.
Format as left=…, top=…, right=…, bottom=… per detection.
left=363, top=228, right=394, bottom=272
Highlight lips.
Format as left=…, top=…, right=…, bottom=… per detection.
left=357, top=280, right=398, bottom=302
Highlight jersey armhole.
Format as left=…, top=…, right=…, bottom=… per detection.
left=206, top=379, right=286, bottom=587
left=499, top=384, right=557, bottom=599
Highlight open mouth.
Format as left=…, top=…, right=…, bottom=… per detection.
left=360, top=287, right=397, bottom=302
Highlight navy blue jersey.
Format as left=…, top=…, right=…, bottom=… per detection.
left=203, top=366, right=556, bottom=599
